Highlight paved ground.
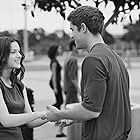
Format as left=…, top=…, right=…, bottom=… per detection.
left=23, top=56, right=140, bottom=140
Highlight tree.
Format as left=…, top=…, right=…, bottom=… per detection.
left=26, top=0, right=140, bottom=29
left=102, top=0, right=140, bottom=29
left=121, top=19, right=140, bottom=55
left=122, top=20, right=140, bottom=43
left=0, top=31, right=15, bottom=38
left=103, top=30, right=115, bottom=45
left=33, top=0, right=81, bottom=19
left=16, top=30, right=24, bottom=47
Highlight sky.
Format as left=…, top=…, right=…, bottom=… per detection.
left=0, top=0, right=139, bottom=35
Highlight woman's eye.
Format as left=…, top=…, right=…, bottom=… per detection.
left=10, top=50, right=20, bottom=54
left=10, top=51, right=16, bottom=53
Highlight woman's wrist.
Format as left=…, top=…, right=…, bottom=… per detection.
left=41, top=115, right=48, bottom=120
left=37, top=111, right=46, bottom=118
left=39, top=111, right=49, bottom=121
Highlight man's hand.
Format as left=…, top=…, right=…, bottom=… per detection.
left=56, top=119, right=80, bottom=127
left=46, top=105, right=60, bottom=122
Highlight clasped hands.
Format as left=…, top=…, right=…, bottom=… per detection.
left=41, top=105, right=78, bottom=127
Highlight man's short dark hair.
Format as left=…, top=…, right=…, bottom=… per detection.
left=67, top=5, right=105, bottom=35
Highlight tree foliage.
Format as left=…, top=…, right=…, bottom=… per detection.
left=102, top=0, right=140, bottom=28
left=122, top=19, right=140, bottom=43
left=33, top=0, right=81, bottom=19
left=121, top=19, right=140, bottom=55
left=0, top=28, right=115, bottom=54
left=15, top=28, right=71, bottom=54
left=29, top=0, right=140, bottom=29
left=103, top=30, right=115, bottom=44
left=0, top=31, right=14, bottom=37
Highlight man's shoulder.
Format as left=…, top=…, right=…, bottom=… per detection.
left=92, top=44, right=109, bottom=55
left=83, top=54, right=100, bottom=61
left=82, top=55, right=101, bottom=67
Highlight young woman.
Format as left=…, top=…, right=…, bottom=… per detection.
left=0, top=36, right=48, bottom=140
left=48, top=45, right=66, bottom=137
left=48, top=45, right=63, bottom=110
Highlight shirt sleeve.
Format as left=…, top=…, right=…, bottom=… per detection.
left=81, top=56, right=108, bottom=112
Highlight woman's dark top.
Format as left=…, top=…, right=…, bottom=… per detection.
left=49, top=58, right=62, bottom=90
left=0, top=79, right=25, bottom=140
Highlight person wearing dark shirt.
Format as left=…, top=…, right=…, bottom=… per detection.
left=63, top=39, right=79, bottom=105
left=0, top=36, right=49, bottom=140
left=48, top=45, right=63, bottom=110
left=46, top=6, right=131, bottom=140
left=48, top=45, right=66, bottom=137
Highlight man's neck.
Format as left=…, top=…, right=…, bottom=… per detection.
left=87, top=33, right=105, bottom=52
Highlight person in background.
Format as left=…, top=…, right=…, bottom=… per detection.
left=63, top=39, right=80, bottom=106
left=0, top=36, right=49, bottom=140
left=48, top=45, right=66, bottom=137
left=46, top=5, right=131, bottom=140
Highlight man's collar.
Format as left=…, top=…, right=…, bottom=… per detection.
left=88, top=42, right=106, bottom=53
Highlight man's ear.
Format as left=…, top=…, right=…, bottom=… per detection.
left=81, top=23, right=87, bottom=33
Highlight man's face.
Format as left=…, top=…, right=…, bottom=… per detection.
left=70, top=22, right=86, bottom=50
left=57, top=46, right=63, bottom=56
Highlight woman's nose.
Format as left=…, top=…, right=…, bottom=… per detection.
left=17, top=52, right=22, bottom=58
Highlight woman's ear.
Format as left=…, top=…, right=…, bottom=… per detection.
left=81, top=23, right=87, bottom=33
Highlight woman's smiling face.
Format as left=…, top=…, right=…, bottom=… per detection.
left=6, top=41, right=22, bottom=69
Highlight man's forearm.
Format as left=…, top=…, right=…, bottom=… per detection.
left=57, top=103, right=99, bottom=121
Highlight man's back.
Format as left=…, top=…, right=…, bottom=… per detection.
left=81, top=43, right=131, bottom=140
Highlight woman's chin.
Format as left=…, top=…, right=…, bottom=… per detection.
left=14, top=65, right=21, bottom=69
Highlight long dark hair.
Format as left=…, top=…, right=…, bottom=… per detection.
left=0, top=36, right=25, bottom=84
left=47, top=45, right=58, bottom=60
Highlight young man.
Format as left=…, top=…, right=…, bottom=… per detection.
left=46, top=6, right=131, bottom=140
